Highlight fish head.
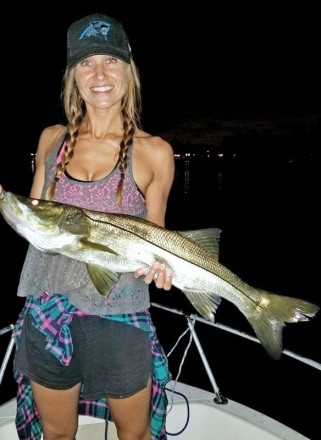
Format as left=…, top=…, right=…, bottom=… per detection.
left=0, top=192, right=87, bottom=252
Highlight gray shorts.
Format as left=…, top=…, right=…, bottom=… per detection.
left=14, top=314, right=152, bottom=400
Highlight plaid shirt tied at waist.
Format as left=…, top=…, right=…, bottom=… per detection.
left=13, top=293, right=171, bottom=440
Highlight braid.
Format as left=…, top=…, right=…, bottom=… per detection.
left=46, top=67, right=84, bottom=200
left=115, top=111, right=136, bottom=204
left=45, top=128, right=80, bottom=200
left=115, top=60, right=142, bottom=204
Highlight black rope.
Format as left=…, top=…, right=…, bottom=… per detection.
left=165, top=388, right=190, bottom=436
left=105, top=420, right=108, bottom=439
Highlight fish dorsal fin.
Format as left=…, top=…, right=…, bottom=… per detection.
left=182, top=289, right=222, bottom=321
left=179, top=228, right=222, bottom=259
left=86, top=263, right=119, bottom=297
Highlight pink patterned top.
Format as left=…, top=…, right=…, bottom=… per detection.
left=50, top=141, right=146, bottom=215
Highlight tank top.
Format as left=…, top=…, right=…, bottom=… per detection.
left=17, top=133, right=150, bottom=315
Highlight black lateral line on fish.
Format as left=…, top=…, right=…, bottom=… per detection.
left=82, top=211, right=261, bottom=305
left=82, top=211, right=216, bottom=266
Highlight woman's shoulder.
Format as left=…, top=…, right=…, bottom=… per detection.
left=37, top=124, right=67, bottom=156
left=40, top=124, right=66, bottom=145
left=135, top=130, right=173, bottom=156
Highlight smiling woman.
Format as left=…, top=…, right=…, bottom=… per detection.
left=0, top=12, right=176, bottom=440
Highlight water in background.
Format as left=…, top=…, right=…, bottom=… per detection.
left=0, top=127, right=320, bottom=439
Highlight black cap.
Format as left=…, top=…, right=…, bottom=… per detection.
left=67, top=13, right=132, bottom=67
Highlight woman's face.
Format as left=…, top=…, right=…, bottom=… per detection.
left=74, top=54, right=128, bottom=110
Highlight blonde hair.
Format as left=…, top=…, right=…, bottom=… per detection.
left=45, top=59, right=142, bottom=203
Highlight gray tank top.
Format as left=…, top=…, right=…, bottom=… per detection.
left=17, top=134, right=150, bottom=315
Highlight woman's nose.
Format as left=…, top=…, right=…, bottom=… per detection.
left=94, top=64, right=108, bottom=79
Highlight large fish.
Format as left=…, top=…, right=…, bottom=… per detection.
left=0, top=189, right=319, bottom=360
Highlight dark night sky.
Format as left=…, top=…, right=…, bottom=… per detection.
left=1, top=5, right=320, bottom=438
left=2, top=1, right=320, bottom=143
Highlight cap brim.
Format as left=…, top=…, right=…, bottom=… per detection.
left=68, top=45, right=131, bottom=67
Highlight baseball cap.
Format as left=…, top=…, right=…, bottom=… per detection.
left=67, top=13, right=132, bottom=67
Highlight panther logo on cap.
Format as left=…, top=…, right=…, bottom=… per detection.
left=79, top=21, right=111, bottom=40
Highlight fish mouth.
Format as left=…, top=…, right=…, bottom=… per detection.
left=0, top=192, right=48, bottom=232
left=0, top=192, right=68, bottom=252
left=0, top=192, right=32, bottom=231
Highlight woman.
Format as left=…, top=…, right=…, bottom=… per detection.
left=11, top=13, right=174, bottom=440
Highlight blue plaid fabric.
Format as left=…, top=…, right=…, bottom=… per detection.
left=13, top=293, right=171, bottom=439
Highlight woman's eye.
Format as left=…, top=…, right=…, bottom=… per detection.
left=106, top=57, right=117, bottom=64
left=80, top=60, right=91, bottom=67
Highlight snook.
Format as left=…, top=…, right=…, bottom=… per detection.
left=0, top=190, right=319, bottom=360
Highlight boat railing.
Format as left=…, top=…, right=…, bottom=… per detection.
left=151, top=302, right=321, bottom=405
left=0, top=324, right=15, bottom=386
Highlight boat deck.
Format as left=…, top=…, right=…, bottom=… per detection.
left=0, top=381, right=309, bottom=439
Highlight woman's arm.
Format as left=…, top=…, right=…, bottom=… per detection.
left=134, top=136, right=175, bottom=290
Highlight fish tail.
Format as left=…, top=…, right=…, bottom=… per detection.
left=246, top=290, right=319, bottom=360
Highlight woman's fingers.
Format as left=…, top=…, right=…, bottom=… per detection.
left=134, top=262, right=172, bottom=290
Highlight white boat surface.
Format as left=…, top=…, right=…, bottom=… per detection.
left=0, top=302, right=319, bottom=440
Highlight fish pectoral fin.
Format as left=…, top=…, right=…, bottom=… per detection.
left=182, top=290, right=222, bottom=322
left=86, top=263, right=119, bottom=297
left=179, top=228, right=222, bottom=259
left=80, top=239, right=119, bottom=256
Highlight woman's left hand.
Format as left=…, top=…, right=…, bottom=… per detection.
left=134, top=262, right=172, bottom=290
